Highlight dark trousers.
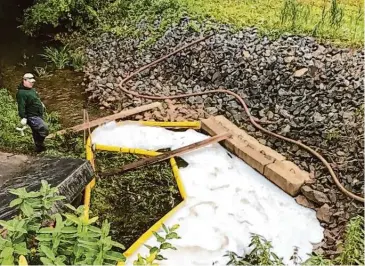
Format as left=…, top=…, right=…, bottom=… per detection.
left=27, top=116, right=49, bottom=151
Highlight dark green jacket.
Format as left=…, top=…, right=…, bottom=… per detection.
left=16, top=84, right=44, bottom=119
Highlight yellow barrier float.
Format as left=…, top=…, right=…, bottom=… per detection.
left=83, top=120, right=197, bottom=261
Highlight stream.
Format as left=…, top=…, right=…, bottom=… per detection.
left=0, top=0, right=101, bottom=127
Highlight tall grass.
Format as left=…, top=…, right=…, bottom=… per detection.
left=40, top=45, right=85, bottom=71
left=40, top=45, right=70, bottom=69
left=179, top=0, right=364, bottom=46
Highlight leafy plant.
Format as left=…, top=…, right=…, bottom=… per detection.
left=138, top=224, right=180, bottom=265
left=225, top=234, right=284, bottom=265
left=69, top=48, right=86, bottom=71
left=34, top=66, right=52, bottom=78
left=334, top=215, right=364, bottom=265
left=302, top=253, right=333, bottom=266
left=40, top=45, right=70, bottom=69
left=0, top=181, right=127, bottom=265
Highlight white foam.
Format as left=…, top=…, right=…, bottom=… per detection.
left=92, top=122, right=323, bottom=265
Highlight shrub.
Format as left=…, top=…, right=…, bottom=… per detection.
left=0, top=180, right=126, bottom=265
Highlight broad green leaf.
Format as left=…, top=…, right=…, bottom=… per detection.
left=87, top=216, right=98, bottom=225
left=14, top=243, right=29, bottom=255
left=104, top=251, right=126, bottom=262
left=63, top=214, right=81, bottom=225
left=2, top=254, right=14, bottom=265
left=78, top=239, right=100, bottom=246
left=170, top=224, right=180, bottom=232
left=152, top=232, right=165, bottom=243
left=24, top=191, right=41, bottom=198
left=27, top=223, right=41, bottom=232
left=160, top=242, right=173, bottom=250
left=9, top=188, right=27, bottom=197
left=40, top=245, right=56, bottom=260
left=9, top=198, right=23, bottom=207
left=111, top=241, right=125, bottom=250
left=166, top=232, right=180, bottom=240
left=156, top=254, right=167, bottom=260
left=60, top=226, right=77, bottom=234
left=39, top=227, right=55, bottom=234
left=51, top=196, right=66, bottom=202
left=53, top=236, right=61, bottom=250
left=43, top=200, right=53, bottom=210
left=15, top=220, right=26, bottom=232
left=64, top=204, right=77, bottom=212
left=77, top=244, right=99, bottom=251
left=93, top=252, right=103, bottom=265
left=1, top=247, right=14, bottom=258
left=54, top=213, right=64, bottom=231
left=88, top=226, right=102, bottom=234
left=20, top=202, right=34, bottom=217
left=150, top=247, right=159, bottom=254
left=101, top=220, right=110, bottom=236
left=162, top=224, right=168, bottom=233
left=40, top=256, right=54, bottom=265
left=36, top=235, right=53, bottom=242
left=56, top=255, right=67, bottom=263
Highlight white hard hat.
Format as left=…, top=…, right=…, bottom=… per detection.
left=23, top=73, right=36, bottom=83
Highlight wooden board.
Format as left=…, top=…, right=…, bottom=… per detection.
left=100, top=132, right=231, bottom=176
left=47, top=102, right=162, bottom=138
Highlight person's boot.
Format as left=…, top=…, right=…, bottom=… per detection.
left=35, top=143, right=46, bottom=153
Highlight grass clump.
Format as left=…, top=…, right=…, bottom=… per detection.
left=91, top=151, right=182, bottom=248
left=334, top=215, right=364, bottom=265
left=40, top=45, right=86, bottom=71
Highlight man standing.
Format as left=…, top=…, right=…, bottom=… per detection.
left=16, top=73, right=49, bottom=152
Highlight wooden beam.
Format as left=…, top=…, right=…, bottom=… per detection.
left=47, top=102, right=162, bottom=139
left=100, top=132, right=231, bottom=177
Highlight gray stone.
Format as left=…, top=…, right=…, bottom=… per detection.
left=301, top=186, right=330, bottom=204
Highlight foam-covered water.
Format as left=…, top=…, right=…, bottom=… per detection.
left=92, top=122, right=323, bottom=265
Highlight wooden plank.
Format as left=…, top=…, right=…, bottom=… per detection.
left=100, top=132, right=231, bottom=177
left=47, top=102, right=162, bottom=138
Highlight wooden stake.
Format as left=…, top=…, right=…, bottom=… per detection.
left=100, top=132, right=231, bottom=177
left=47, top=102, right=161, bottom=139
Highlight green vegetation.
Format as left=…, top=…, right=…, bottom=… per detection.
left=225, top=234, right=284, bottom=265
left=0, top=181, right=181, bottom=265
left=0, top=88, right=84, bottom=157
left=334, top=215, right=364, bottom=265
left=21, top=0, right=364, bottom=46
left=180, top=0, right=363, bottom=46
left=40, top=45, right=85, bottom=71
left=225, top=215, right=364, bottom=265
left=0, top=180, right=126, bottom=265
left=91, top=151, right=182, bottom=248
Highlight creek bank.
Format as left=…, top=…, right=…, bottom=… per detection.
left=83, top=18, right=364, bottom=257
